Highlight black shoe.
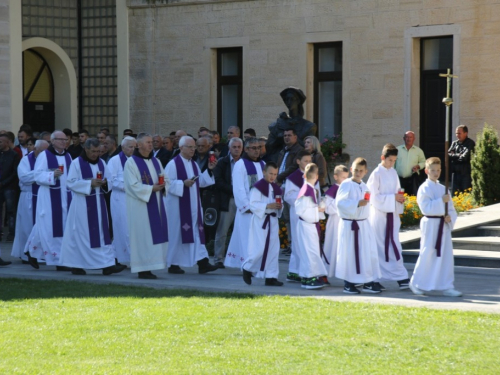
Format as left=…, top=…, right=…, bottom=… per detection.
left=215, top=262, right=225, bottom=269
left=197, top=257, right=218, bottom=274
left=363, top=282, right=382, bottom=294
left=102, top=264, right=127, bottom=275
left=56, top=266, right=72, bottom=271
left=26, top=252, right=39, bottom=270
left=138, top=271, right=158, bottom=279
left=71, top=268, right=86, bottom=275
left=168, top=265, right=185, bottom=274
left=374, top=282, right=386, bottom=291
left=22, top=260, right=30, bottom=265
left=242, top=269, right=252, bottom=285
left=265, top=278, right=283, bottom=286
left=0, top=258, right=12, bottom=266
left=398, top=278, right=410, bottom=290
left=343, top=285, right=361, bottom=294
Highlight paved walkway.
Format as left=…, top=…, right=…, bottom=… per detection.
left=1, top=242, right=499, bottom=314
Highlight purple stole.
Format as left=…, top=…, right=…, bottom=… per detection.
left=243, top=158, right=265, bottom=187
left=253, top=179, right=282, bottom=271
left=45, top=150, right=72, bottom=237
left=298, top=183, right=329, bottom=265
left=287, top=168, right=304, bottom=188
left=132, top=155, right=168, bottom=244
left=325, top=184, right=339, bottom=199
left=78, top=157, right=112, bottom=248
left=173, top=155, right=205, bottom=244
left=27, top=152, right=40, bottom=225
left=119, top=151, right=127, bottom=168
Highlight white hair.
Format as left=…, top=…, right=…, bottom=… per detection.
left=121, top=136, right=136, bottom=147
left=179, top=135, right=194, bottom=147
left=50, top=131, right=64, bottom=140
left=228, top=137, right=243, bottom=147
left=35, top=140, right=49, bottom=149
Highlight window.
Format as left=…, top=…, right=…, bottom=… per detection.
left=217, top=48, right=242, bottom=135
left=314, top=42, right=342, bottom=138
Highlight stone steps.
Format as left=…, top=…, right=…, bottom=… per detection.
left=452, top=237, right=500, bottom=251
left=476, top=225, right=500, bottom=236
left=402, top=249, right=500, bottom=268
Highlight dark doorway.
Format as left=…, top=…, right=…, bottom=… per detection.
left=420, top=37, right=453, bottom=178
left=23, top=49, right=55, bottom=133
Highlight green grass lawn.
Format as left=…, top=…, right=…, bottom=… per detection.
left=1, top=278, right=499, bottom=374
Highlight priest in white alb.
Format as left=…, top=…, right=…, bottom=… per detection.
left=60, top=138, right=126, bottom=276
left=124, top=133, right=169, bottom=279
left=11, top=140, right=49, bottom=261
left=25, top=131, right=73, bottom=270
left=165, top=135, right=218, bottom=274
left=105, top=136, right=137, bottom=264
left=224, top=137, right=265, bottom=269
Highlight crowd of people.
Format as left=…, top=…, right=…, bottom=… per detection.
left=0, top=123, right=475, bottom=297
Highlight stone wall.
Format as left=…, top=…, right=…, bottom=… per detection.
left=0, top=0, right=11, bottom=128
left=127, top=0, right=500, bottom=166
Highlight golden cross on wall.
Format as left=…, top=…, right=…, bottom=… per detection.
left=439, top=68, right=458, bottom=104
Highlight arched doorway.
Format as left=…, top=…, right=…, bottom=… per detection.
left=23, top=49, right=55, bottom=133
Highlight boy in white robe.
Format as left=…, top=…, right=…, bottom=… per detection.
left=323, top=165, right=349, bottom=279
left=410, top=157, right=462, bottom=297
left=283, top=150, right=312, bottom=283
left=367, top=144, right=410, bottom=290
left=295, top=163, right=327, bottom=289
left=60, top=139, right=126, bottom=276
left=242, top=162, right=284, bottom=286
left=336, top=157, right=382, bottom=294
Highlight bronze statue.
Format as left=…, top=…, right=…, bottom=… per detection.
left=266, top=87, right=317, bottom=162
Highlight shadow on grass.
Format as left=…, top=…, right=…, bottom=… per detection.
left=0, top=278, right=259, bottom=301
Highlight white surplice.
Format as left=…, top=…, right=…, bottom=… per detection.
left=411, top=179, right=457, bottom=291
left=242, top=184, right=282, bottom=278
left=224, top=159, right=264, bottom=268
left=335, top=178, right=381, bottom=283
left=24, top=150, right=72, bottom=265
left=11, top=153, right=37, bottom=260
left=124, top=156, right=169, bottom=273
left=106, top=154, right=131, bottom=263
left=284, top=175, right=321, bottom=275
left=295, top=183, right=327, bottom=278
left=367, top=164, right=408, bottom=281
left=165, top=155, right=214, bottom=267
left=323, top=187, right=340, bottom=278
left=60, top=158, right=115, bottom=269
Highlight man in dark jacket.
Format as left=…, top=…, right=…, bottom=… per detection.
left=448, top=125, right=475, bottom=193
left=276, top=128, right=303, bottom=185
left=212, top=137, right=243, bottom=268
left=0, top=134, right=21, bottom=241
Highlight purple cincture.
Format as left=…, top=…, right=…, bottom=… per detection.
left=27, top=152, right=40, bottom=225
left=425, top=215, right=445, bottom=257
left=385, top=213, right=401, bottom=262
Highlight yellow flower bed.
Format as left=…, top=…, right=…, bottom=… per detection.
left=400, top=189, right=480, bottom=227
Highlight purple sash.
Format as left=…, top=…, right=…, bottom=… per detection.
left=45, top=150, right=72, bottom=237
left=173, top=155, right=205, bottom=244
left=343, top=218, right=367, bottom=274
left=132, top=155, right=169, bottom=245
left=425, top=215, right=445, bottom=257
left=27, top=152, right=40, bottom=225
left=78, top=157, right=112, bottom=248
left=243, top=158, right=265, bottom=176
left=287, top=168, right=304, bottom=188
left=298, top=183, right=329, bottom=264
left=119, top=151, right=127, bottom=168
left=325, top=184, right=339, bottom=199
left=385, top=213, right=401, bottom=262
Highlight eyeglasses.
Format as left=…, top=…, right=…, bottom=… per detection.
left=53, top=138, right=67, bottom=142
left=182, top=146, right=196, bottom=149
left=248, top=146, right=262, bottom=151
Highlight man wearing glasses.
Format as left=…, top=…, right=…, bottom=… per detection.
left=24, top=131, right=73, bottom=271
left=224, top=137, right=266, bottom=270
